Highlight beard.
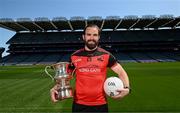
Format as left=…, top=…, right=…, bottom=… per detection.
left=85, top=40, right=98, bottom=50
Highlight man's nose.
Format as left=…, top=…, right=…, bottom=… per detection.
left=89, top=35, right=94, bottom=40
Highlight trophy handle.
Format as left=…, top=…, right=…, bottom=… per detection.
left=45, top=66, right=54, bottom=81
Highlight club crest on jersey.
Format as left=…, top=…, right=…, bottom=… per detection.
left=97, top=56, right=104, bottom=62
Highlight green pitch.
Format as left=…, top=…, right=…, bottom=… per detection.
left=0, top=62, right=180, bottom=112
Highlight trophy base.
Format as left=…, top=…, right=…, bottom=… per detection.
left=57, top=86, right=73, bottom=100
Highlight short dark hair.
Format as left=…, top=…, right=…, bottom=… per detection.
left=83, top=24, right=101, bottom=36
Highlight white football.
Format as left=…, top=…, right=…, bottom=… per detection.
left=104, top=77, right=124, bottom=97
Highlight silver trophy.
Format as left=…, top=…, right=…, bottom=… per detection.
left=45, top=62, right=73, bottom=100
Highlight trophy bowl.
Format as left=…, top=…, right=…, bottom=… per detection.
left=45, top=62, right=73, bottom=100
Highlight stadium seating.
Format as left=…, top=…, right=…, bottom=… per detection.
left=127, top=52, right=157, bottom=63
left=0, top=47, right=5, bottom=59
left=1, top=29, right=180, bottom=65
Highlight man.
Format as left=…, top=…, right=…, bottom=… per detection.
left=50, top=24, right=130, bottom=112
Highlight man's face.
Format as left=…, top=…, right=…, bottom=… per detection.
left=83, top=27, right=100, bottom=50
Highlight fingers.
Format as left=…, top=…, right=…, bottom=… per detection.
left=116, top=88, right=128, bottom=92
left=50, top=88, right=59, bottom=102
left=111, top=88, right=130, bottom=100
left=111, top=94, right=123, bottom=100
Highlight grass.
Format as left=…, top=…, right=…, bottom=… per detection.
left=0, top=62, right=180, bottom=112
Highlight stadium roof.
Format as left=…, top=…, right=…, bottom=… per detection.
left=0, top=15, right=180, bottom=32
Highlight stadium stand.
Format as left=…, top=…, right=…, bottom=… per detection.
left=0, top=15, right=180, bottom=65
left=0, top=47, right=5, bottom=59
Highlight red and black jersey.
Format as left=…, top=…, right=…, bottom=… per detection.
left=69, top=47, right=118, bottom=106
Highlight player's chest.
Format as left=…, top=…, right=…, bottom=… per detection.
left=72, top=55, right=108, bottom=69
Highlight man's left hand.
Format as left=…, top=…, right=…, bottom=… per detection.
left=111, top=88, right=130, bottom=100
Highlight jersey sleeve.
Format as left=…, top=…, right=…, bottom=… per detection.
left=107, top=53, right=118, bottom=68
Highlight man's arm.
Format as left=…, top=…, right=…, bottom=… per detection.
left=110, top=63, right=130, bottom=100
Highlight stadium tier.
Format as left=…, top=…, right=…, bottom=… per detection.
left=0, top=15, right=180, bottom=65
left=0, top=47, right=5, bottom=59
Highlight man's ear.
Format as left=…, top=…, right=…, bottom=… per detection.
left=98, top=36, right=100, bottom=40
left=82, top=35, right=85, bottom=40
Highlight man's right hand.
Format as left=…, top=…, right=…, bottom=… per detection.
left=50, top=87, right=59, bottom=102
